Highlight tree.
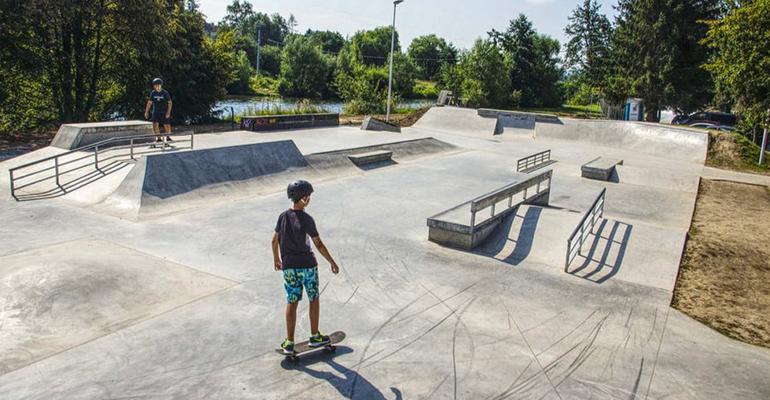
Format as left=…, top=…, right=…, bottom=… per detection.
left=703, top=0, right=770, bottom=132
left=305, top=30, right=346, bottom=54
left=407, top=35, right=457, bottom=81
left=490, top=14, right=564, bottom=107
left=350, top=27, right=399, bottom=67
left=611, top=0, right=721, bottom=120
left=442, top=40, right=510, bottom=109
left=0, top=0, right=231, bottom=130
left=278, top=36, right=330, bottom=99
left=564, top=0, right=612, bottom=88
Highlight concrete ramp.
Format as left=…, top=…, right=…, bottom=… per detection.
left=535, top=119, right=708, bottom=163
left=412, top=107, right=497, bottom=136
left=306, top=137, right=460, bottom=177
left=98, top=140, right=321, bottom=219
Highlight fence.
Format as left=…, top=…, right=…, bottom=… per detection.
left=9, top=131, right=193, bottom=200
left=565, top=188, right=606, bottom=271
left=517, top=150, right=551, bottom=172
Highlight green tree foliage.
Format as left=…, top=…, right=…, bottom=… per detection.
left=703, top=0, right=770, bottom=129
left=218, top=1, right=289, bottom=73
left=564, top=0, right=613, bottom=88
left=305, top=30, right=346, bottom=54
left=407, top=35, right=457, bottom=81
left=278, top=36, right=330, bottom=99
left=612, top=0, right=721, bottom=119
left=0, top=0, right=231, bottom=131
left=333, top=27, right=415, bottom=113
left=490, top=14, right=564, bottom=108
left=441, top=40, right=511, bottom=109
left=350, top=26, right=399, bottom=67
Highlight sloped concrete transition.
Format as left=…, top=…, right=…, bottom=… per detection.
left=0, top=107, right=768, bottom=399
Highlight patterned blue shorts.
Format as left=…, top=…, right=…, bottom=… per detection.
left=283, top=267, right=319, bottom=303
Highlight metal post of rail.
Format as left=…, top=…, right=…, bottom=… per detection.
left=54, top=158, right=61, bottom=188
left=95, top=145, right=100, bottom=171
left=190, top=130, right=194, bottom=150
left=130, top=138, right=135, bottom=159
left=9, top=169, right=15, bottom=199
left=491, top=203, right=495, bottom=217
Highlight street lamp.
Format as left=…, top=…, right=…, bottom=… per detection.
left=386, top=0, right=404, bottom=122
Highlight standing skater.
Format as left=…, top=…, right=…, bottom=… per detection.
left=144, top=77, right=173, bottom=146
left=272, top=180, right=339, bottom=355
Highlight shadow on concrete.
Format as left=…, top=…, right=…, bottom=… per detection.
left=281, top=346, right=398, bottom=400
left=568, top=219, right=633, bottom=284
left=474, top=207, right=542, bottom=265
left=357, top=159, right=398, bottom=171
left=13, top=160, right=132, bottom=201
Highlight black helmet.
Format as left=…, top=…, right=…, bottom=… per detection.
left=152, top=77, right=163, bottom=85
left=287, top=180, right=313, bottom=202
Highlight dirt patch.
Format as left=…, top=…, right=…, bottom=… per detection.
left=673, top=179, right=770, bottom=348
left=707, top=130, right=770, bottom=175
left=339, top=108, right=429, bottom=128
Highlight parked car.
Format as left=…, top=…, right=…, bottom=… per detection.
left=688, top=122, right=733, bottom=132
left=673, top=111, right=742, bottom=128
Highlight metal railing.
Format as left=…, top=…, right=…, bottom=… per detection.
left=470, top=169, right=552, bottom=227
left=517, top=150, right=551, bottom=172
left=565, top=188, right=606, bottom=271
left=9, top=131, right=194, bottom=200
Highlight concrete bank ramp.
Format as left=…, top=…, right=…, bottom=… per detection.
left=412, top=106, right=497, bottom=137
left=535, top=119, right=708, bottom=163
left=306, top=137, right=460, bottom=176
left=98, top=140, right=321, bottom=219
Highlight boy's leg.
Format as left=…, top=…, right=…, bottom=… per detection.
left=309, top=298, right=320, bottom=335
left=283, top=268, right=303, bottom=343
left=285, top=302, right=298, bottom=342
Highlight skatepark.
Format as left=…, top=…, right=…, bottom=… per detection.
left=1, top=106, right=769, bottom=399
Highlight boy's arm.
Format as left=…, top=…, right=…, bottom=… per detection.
left=166, top=99, right=172, bottom=118
left=144, top=100, right=152, bottom=118
left=271, top=232, right=282, bottom=271
left=311, top=236, right=339, bottom=274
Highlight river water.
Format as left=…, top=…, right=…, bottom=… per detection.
left=213, top=96, right=435, bottom=117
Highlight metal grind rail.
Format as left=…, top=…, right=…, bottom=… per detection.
left=9, top=131, right=194, bottom=200
left=565, top=188, right=606, bottom=271
left=517, top=150, right=551, bottom=172
left=469, top=169, right=552, bottom=227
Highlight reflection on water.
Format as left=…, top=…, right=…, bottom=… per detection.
left=213, top=96, right=434, bottom=117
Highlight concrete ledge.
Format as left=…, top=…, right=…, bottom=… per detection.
left=348, top=150, right=393, bottom=166
left=51, top=120, right=154, bottom=150
left=240, top=113, right=339, bottom=132
left=361, top=116, right=401, bottom=133
left=582, top=157, right=624, bottom=181
left=427, top=170, right=552, bottom=250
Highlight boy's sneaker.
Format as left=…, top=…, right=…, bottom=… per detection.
left=165, top=136, right=173, bottom=142
left=280, top=339, right=295, bottom=355
left=308, top=332, right=330, bottom=347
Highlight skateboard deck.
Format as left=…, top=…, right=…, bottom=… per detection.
left=275, top=331, right=346, bottom=362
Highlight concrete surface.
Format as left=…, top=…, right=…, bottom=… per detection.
left=1, top=106, right=769, bottom=399
left=51, top=120, right=154, bottom=150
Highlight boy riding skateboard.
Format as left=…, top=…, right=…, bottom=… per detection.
left=272, top=180, right=339, bottom=355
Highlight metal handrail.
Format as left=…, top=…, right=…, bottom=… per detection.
left=517, top=150, right=551, bottom=172
left=469, top=169, right=552, bottom=227
left=9, top=131, right=194, bottom=200
left=565, top=188, right=606, bottom=271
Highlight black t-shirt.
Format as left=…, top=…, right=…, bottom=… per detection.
left=149, top=89, right=171, bottom=114
left=275, top=209, right=319, bottom=269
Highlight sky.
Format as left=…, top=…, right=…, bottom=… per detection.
left=197, top=0, right=620, bottom=51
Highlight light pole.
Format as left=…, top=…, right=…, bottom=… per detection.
left=386, top=0, right=404, bottom=123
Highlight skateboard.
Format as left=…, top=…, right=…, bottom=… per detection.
left=275, top=331, right=346, bottom=363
